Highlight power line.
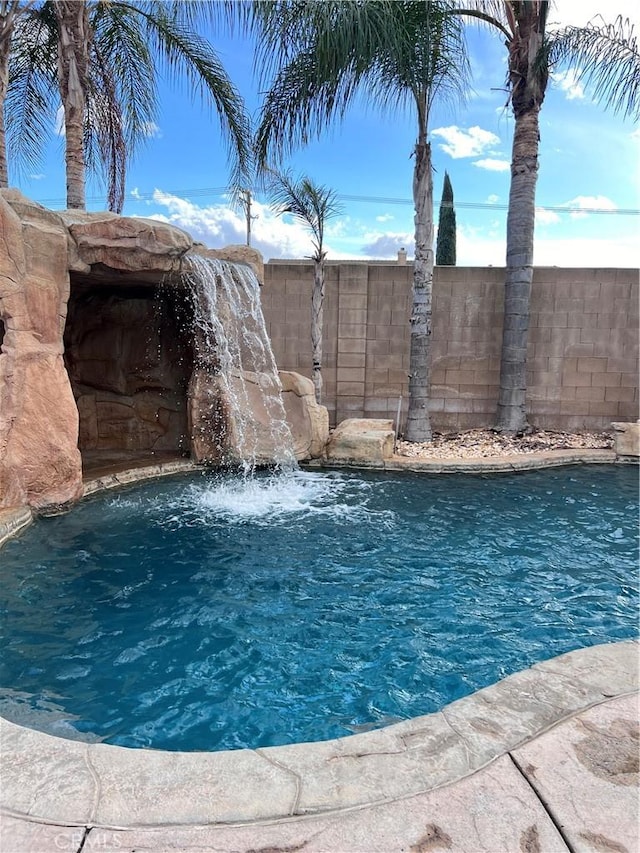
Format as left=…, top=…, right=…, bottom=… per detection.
left=29, top=186, right=640, bottom=216
left=337, top=194, right=640, bottom=215
left=33, top=186, right=231, bottom=207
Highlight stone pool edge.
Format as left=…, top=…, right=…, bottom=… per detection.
left=1, top=453, right=637, bottom=829
left=0, top=449, right=625, bottom=551
left=0, top=640, right=637, bottom=829
left=309, top=447, right=621, bottom=473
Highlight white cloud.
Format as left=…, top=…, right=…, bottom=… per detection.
left=457, top=225, right=639, bottom=268
left=130, top=190, right=637, bottom=269
left=550, top=0, right=636, bottom=28
left=535, top=207, right=561, bottom=226
left=533, top=235, right=639, bottom=267
left=361, top=232, right=414, bottom=258
left=28, top=173, right=45, bottom=180
left=473, top=159, right=510, bottom=172
left=375, top=213, right=394, bottom=223
left=143, top=190, right=343, bottom=261
left=487, top=194, right=500, bottom=204
left=563, top=195, right=617, bottom=219
left=456, top=225, right=504, bottom=266
left=431, top=125, right=501, bottom=159
left=551, top=69, right=585, bottom=101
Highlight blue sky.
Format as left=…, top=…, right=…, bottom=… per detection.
left=13, top=0, right=640, bottom=266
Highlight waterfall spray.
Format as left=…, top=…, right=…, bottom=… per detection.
left=181, top=255, right=297, bottom=474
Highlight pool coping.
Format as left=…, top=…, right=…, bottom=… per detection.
left=313, top=447, right=620, bottom=473
left=0, top=448, right=626, bottom=547
left=0, top=641, right=637, bottom=829
left=1, top=452, right=637, bottom=831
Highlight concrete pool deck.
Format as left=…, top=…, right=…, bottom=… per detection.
left=1, top=452, right=637, bottom=851
left=1, top=642, right=638, bottom=853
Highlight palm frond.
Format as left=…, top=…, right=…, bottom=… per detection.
left=120, top=2, right=252, bottom=188
left=267, top=168, right=342, bottom=260
left=550, top=15, right=640, bottom=121
left=90, top=1, right=157, bottom=150
left=255, top=0, right=469, bottom=165
left=450, top=1, right=512, bottom=40
left=85, top=33, right=128, bottom=212
left=5, top=4, right=58, bottom=177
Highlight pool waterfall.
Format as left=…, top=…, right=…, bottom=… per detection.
left=63, top=252, right=300, bottom=477
left=182, top=254, right=297, bottom=473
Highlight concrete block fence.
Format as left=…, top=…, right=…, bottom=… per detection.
left=261, top=261, right=639, bottom=433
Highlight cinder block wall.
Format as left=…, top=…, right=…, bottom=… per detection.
left=261, top=262, right=639, bottom=432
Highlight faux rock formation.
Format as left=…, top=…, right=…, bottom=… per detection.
left=280, top=371, right=329, bottom=460
left=326, top=418, right=396, bottom=465
left=611, top=422, right=640, bottom=458
left=0, top=192, right=83, bottom=511
left=60, top=211, right=192, bottom=273
left=0, top=190, right=326, bottom=513
left=201, top=244, right=264, bottom=287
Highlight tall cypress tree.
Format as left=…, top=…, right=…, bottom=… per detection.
left=436, top=171, right=456, bottom=265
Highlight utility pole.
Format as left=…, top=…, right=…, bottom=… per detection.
left=239, top=189, right=258, bottom=246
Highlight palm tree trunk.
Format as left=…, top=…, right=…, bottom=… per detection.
left=311, top=256, right=324, bottom=404
left=405, top=137, right=433, bottom=443
left=55, top=0, right=89, bottom=210
left=0, top=42, right=9, bottom=189
left=495, top=107, right=540, bottom=432
left=0, top=2, right=18, bottom=189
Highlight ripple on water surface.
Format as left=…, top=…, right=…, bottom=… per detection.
left=0, top=465, right=637, bottom=751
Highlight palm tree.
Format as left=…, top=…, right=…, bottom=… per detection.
left=252, top=0, right=469, bottom=442
left=0, top=1, right=23, bottom=188
left=3, top=0, right=252, bottom=211
left=454, top=3, right=639, bottom=432
left=54, top=1, right=90, bottom=209
left=267, top=169, right=342, bottom=404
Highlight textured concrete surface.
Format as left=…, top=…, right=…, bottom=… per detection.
left=382, top=448, right=617, bottom=473
left=1, top=643, right=638, bottom=853
left=513, top=693, right=639, bottom=853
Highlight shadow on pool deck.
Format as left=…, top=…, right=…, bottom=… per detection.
left=1, top=641, right=638, bottom=853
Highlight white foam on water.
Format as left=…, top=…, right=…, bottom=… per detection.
left=166, top=470, right=396, bottom=527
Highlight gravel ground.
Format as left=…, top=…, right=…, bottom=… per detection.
left=396, top=429, right=615, bottom=459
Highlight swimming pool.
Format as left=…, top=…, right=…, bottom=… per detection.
left=0, top=465, right=637, bottom=751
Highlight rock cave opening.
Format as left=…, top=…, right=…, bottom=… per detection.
left=0, top=316, right=5, bottom=352
left=63, top=271, right=194, bottom=475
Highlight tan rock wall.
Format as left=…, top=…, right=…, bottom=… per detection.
left=64, top=284, right=193, bottom=455
left=280, top=371, right=329, bottom=460
left=197, top=244, right=264, bottom=286
left=262, top=263, right=639, bottom=432
left=0, top=193, right=327, bottom=512
left=0, top=193, right=83, bottom=510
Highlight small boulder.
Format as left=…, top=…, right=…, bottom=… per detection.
left=611, top=422, right=640, bottom=458
left=326, top=418, right=395, bottom=465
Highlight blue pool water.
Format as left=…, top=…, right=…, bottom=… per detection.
left=0, top=464, right=637, bottom=752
